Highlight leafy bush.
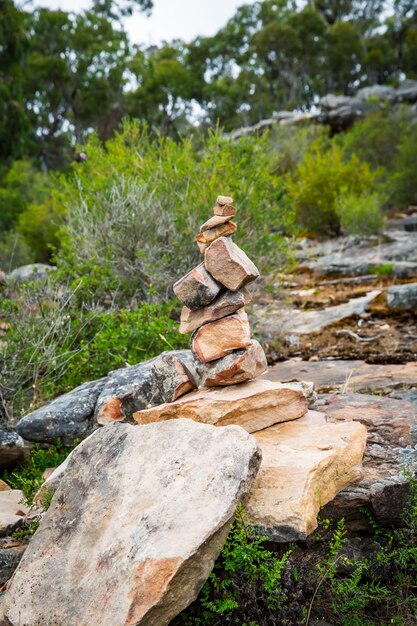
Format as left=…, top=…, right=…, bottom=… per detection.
left=0, top=276, right=187, bottom=422
left=176, top=476, right=417, bottom=625
left=339, top=107, right=414, bottom=172
left=286, top=140, right=381, bottom=236
left=56, top=122, right=290, bottom=305
left=385, top=124, right=417, bottom=210
left=337, top=192, right=385, bottom=236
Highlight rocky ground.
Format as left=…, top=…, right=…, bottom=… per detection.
left=253, top=210, right=417, bottom=364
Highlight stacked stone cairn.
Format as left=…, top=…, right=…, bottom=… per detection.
left=173, top=195, right=268, bottom=387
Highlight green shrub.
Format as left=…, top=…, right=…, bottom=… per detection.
left=0, top=230, right=35, bottom=271
left=337, top=192, right=385, bottom=236
left=385, top=124, right=417, bottom=210
left=56, top=122, right=290, bottom=305
left=0, top=276, right=187, bottom=421
left=286, top=140, right=381, bottom=236
left=339, top=107, right=414, bottom=172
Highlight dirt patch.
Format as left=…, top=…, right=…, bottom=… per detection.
left=264, top=312, right=417, bottom=364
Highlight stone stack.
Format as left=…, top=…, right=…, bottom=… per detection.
left=174, top=195, right=268, bottom=387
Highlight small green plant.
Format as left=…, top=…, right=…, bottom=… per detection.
left=368, top=263, right=393, bottom=276
left=1, top=442, right=73, bottom=505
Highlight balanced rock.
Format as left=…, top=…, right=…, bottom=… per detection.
left=200, top=214, right=234, bottom=232
left=195, top=221, right=237, bottom=245
left=205, top=237, right=259, bottom=291
left=213, top=196, right=237, bottom=217
left=245, top=410, right=367, bottom=541
left=192, top=309, right=252, bottom=363
left=180, top=288, right=252, bottom=334
left=2, top=420, right=261, bottom=626
left=202, top=339, right=268, bottom=387
left=134, top=379, right=308, bottom=432
left=173, top=263, right=221, bottom=310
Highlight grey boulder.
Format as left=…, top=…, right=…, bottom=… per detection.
left=386, top=282, right=417, bottom=311
left=0, top=428, right=26, bottom=469
left=8, top=263, right=56, bottom=284
left=15, top=378, right=106, bottom=445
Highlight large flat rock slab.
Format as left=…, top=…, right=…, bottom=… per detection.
left=2, top=420, right=261, bottom=626
left=298, top=230, right=417, bottom=278
left=264, top=359, right=417, bottom=394
left=245, top=411, right=367, bottom=541
left=253, top=290, right=380, bottom=339
left=317, top=393, right=417, bottom=526
left=133, top=379, right=309, bottom=432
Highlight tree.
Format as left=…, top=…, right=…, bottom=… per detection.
left=0, top=0, right=30, bottom=162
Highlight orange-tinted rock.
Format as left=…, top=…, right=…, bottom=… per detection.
left=202, top=340, right=268, bottom=387
left=245, top=411, right=367, bottom=541
left=205, top=237, right=259, bottom=291
left=2, top=420, right=261, bottom=626
left=180, top=288, right=252, bottom=334
left=200, top=215, right=233, bottom=232
left=173, top=262, right=221, bottom=310
left=195, top=221, right=237, bottom=245
left=192, top=310, right=252, bottom=363
left=133, top=379, right=309, bottom=432
left=213, top=196, right=237, bottom=217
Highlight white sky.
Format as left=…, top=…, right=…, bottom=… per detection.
left=31, top=0, right=252, bottom=45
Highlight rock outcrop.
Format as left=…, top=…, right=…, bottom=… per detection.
left=318, top=393, right=417, bottom=526
left=1, top=420, right=261, bottom=626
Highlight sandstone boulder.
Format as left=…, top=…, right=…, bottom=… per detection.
left=0, top=491, right=28, bottom=537
left=195, top=221, right=237, bottom=245
left=0, top=428, right=26, bottom=469
left=246, top=410, right=367, bottom=541
left=2, top=420, right=261, bottom=626
left=16, top=378, right=106, bottom=445
left=180, top=288, right=251, bottom=334
left=134, top=379, right=308, bottom=432
left=192, top=309, right=252, bottom=362
left=173, top=263, right=221, bottom=310
left=202, top=339, right=267, bottom=387
left=205, top=237, right=259, bottom=291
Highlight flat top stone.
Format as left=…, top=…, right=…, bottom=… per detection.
left=3, top=420, right=261, bottom=626
left=216, top=195, right=233, bottom=206
left=134, top=379, right=308, bottom=433
left=246, top=411, right=367, bottom=541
